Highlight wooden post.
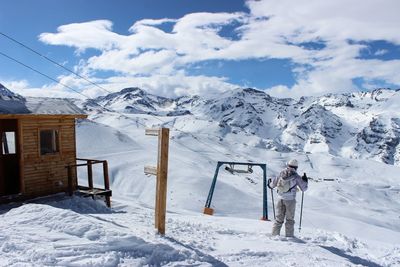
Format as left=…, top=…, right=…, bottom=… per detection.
left=154, top=161, right=161, bottom=229
left=157, top=128, right=169, bottom=235
left=145, top=128, right=170, bottom=235
left=67, top=165, right=73, bottom=196
left=103, top=161, right=111, bottom=208
left=87, top=160, right=93, bottom=189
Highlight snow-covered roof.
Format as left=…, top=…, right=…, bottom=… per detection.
left=0, top=97, right=86, bottom=116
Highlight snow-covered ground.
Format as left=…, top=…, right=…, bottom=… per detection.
left=1, top=196, right=398, bottom=266
left=1, top=110, right=399, bottom=266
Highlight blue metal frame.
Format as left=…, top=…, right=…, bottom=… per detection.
left=204, top=161, right=269, bottom=220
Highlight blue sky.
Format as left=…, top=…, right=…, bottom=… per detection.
left=1, top=0, right=400, bottom=98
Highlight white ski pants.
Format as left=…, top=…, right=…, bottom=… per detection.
left=271, top=199, right=296, bottom=237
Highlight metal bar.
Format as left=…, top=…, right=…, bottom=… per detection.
left=205, top=161, right=223, bottom=208
left=216, top=161, right=265, bottom=166
left=271, top=187, right=276, bottom=220
left=262, top=164, right=268, bottom=220
left=299, top=191, right=304, bottom=232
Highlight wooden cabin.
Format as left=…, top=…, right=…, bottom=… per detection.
left=0, top=97, right=88, bottom=202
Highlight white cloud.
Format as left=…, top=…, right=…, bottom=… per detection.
left=2, top=80, right=30, bottom=92
left=129, top=18, right=177, bottom=29
left=82, top=73, right=237, bottom=98
left=244, top=0, right=400, bottom=96
left=374, top=49, right=388, bottom=56
left=2, top=79, right=85, bottom=98
left=35, top=0, right=400, bottom=98
left=3, top=73, right=238, bottom=99
left=39, top=20, right=125, bottom=52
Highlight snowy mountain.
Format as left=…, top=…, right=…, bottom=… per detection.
left=82, top=86, right=400, bottom=166
left=93, top=87, right=192, bottom=116
left=0, top=83, right=25, bottom=101
left=1, top=84, right=399, bottom=266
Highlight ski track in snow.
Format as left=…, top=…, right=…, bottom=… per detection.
left=0, top=196, right=398, bottom=266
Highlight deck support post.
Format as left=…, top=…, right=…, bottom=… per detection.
left=103, top=161, right=111, bottom=208
left=67, top=165, right=73, bottom=196
left=66, top=159, right=112, bottom=207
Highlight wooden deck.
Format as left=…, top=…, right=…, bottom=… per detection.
left=66, top=158, right=112, bottom=207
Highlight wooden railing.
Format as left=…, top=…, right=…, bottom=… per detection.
left=66, top=158, right=111, bottom=207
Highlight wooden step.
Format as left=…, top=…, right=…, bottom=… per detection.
left=76, top=187, right=112, bottom=197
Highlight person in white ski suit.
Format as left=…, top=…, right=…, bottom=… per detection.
left=269, top=159, right=308, bottom=237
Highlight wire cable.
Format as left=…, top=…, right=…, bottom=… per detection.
left=0, top=32, right=240, bottom=161
left=0, top=49, right=239, bottom=161
left=0, top=50, right=93, bottom=100
left=0, top=31, right=113, bottom=94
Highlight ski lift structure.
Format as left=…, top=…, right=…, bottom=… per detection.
left=224, top=163, right=254, bottom=174
left=203, top=161, right=270, bottom=221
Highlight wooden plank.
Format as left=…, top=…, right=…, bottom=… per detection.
left=23, top=122, right=74, bottom=127
left=22, top=147, right=38, bottom=152
left=157, top=128, right=169, bottom=235
left=103, top=161, right=111, bottom=208
left=144, top=166, right=157, bottom=176
left=76, top=158, right=104, bottom=163
left=77, top=188, right=112, bottom=196
left=67, top=165, right=73, bottom=196
left=23, top=136, right=38, bottom=141
left=17, top=119, right=26, bottom=193
left=73, top=119, right=77, bottom=171
left=87, top=160, right=93, bottom=189
left=145, top=128, right=159, bottom=136
left=23, top=124, right=74, bottom=129
left=155, top=168, right=161, bottom=229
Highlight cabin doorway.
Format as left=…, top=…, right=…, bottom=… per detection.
left=0, top=119, right=20, bottom=196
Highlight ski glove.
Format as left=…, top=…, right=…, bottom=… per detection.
left=302, top=173, right=308, bottom=182
left=267, top=178, right=273, bottom=189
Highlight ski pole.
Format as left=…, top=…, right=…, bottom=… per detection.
left=271, top=188, right=276, bottom=220
left=267, top=179, right=276, bottom=220
left=299, top=191, right=304, bottom=232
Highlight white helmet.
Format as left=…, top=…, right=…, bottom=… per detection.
left=287, top=159, right=298, bottom=168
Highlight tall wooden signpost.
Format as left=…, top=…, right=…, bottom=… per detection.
left=144, top=128, right=170, bottom=235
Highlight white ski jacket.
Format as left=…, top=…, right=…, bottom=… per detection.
left=270, top=167, right=308, bottom=200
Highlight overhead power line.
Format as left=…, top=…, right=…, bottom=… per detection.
left=0, top=50, right=92, bottom=100
left=0, top=31, right=113, bottom=94
left=0, top=49, right=239, bottom=161
left=0, top=32, right=241, bottom=161
left=0, top=31, right=239, bottom=159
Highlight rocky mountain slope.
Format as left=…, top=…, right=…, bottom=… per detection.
left=84, top=86, right=400, bottom=165
left=1, top=82, right=399, bottom=165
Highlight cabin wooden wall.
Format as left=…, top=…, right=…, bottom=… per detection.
left=20, top=118, right=77, bottom=196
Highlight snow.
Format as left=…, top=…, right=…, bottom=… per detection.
left=0, top=84, right=83, bottom=114
left=24, top=97, right=84, bottom=115
left=1, top=194, right=398, bottom=266
left=0, top=86, right=400, bottom=266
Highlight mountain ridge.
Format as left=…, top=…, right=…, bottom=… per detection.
left=82, top=86, right=400, bottom=165
left=1, top=82, right=399, bottom=165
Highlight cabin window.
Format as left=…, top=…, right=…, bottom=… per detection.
left=1, top=132, right=16, bottom=155
left=40, top=130, right=60, bottom=155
